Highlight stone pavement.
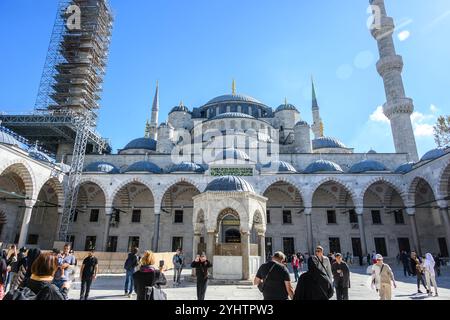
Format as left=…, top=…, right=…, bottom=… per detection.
left=69, top=265, right=450, bottom=300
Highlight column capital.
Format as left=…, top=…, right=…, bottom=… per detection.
left=405, top=207, right=416, bottom=216
left=355, top=207, right=364, bottom=215
left=436, top=200, right=448, bottom=210
left=24, top=199, right=36, bottom=208
left=304, top=207, right=312, bottom=215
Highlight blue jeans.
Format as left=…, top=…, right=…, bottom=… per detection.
left=125, top=270, right=134, bottom=294
left=293, top=267, right=300, bottom=282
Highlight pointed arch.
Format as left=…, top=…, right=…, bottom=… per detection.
left=310, top=177, right=357, bottom=204
left=0, top=161, right=36, bottom=199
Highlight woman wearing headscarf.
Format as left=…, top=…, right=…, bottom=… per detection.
left=423, top=253, right=438, bottom=297
left=0, top=250, right=8, bottom=299
left=293, top=256, right=334, bottom=300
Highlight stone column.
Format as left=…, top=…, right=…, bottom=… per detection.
left=206, top=231, right=215, bottom=276
left=103, top=210, right=113, bottom=252
left=53, top=207, right=64, bottom=242
left=438, top=201, right=450, bottom=255
left=241, top=230, right=251, bottom=280
left=305, top=208, right=313, bottom=254
left=18, top=200, right=36, bottom=248
left=152, top=210, right=161, bottom=252
left=258, top=232, right=266, bottom=265
left=192, top=232, right=201, bottom=277
left=407, top=208, right=422, bottom=256
left=356, top=207, right=368, bottom=258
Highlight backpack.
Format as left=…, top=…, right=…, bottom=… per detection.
left=124, top=254, right=137, bottom=270
left=4, top=282, right=54, bottom=301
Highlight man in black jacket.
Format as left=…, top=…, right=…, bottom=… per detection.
left=191, top=253, right=212, bottom=300
left=331, top=253, right=350, bottom=300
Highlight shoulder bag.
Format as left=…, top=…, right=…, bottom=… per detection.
left=258, top=263, right=276, bottom=293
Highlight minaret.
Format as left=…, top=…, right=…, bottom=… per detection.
left=148, top=81, right=159, bottom=140
left=369, top=0, right=419, bottom=161
left=311, top=77, right=324, bottom=139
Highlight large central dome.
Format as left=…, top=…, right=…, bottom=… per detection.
left=205, top=94, right=263, bottom=106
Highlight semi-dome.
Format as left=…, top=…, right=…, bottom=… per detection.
left=169, top=161, right=205, bottom=173
left=395, top=162, right=415, bottom=174
left=205, top=176, right=255, bottom=192
left=215, top=148, right=250, bottom=161
left=169, top=105, right=190, bottom=114
left=349, top=160, right=388, bottom=174
left=312, top=137, right=347, bottom=150
left=83, top=162, right=120, bottom=174
left=420, top=147, right=449, bottom=162
left=304, top=160, right=343, bottom=174
left=122, top=137, right=157, bottom=152
left=261, top=161, right=297, bottom=173
left=28, top=147, right=55, bottom=164
left=123, top=161, right=162, bottom=174
left=276, top=103, right=299, bottom=113
left=211, top=112, right=255, bottom=120
left=295, top=120, right=309, bottom=127
left=205, top=94, right=262, bottom=105
left=0, top=129, right=27, bottom=149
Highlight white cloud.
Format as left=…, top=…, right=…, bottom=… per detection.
left=369, top=106, right=389, bottom=124
left=430, top=104, right=439, bottom=114
left=398, top=30, right=411, bottom=41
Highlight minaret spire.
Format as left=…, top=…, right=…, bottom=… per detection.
left=311, top=76, right=324, bottom=139
left=148, top=81, right=159, bottom=140
left=232, top=79, right=236, bottom=95
left=369, top=0, right=418, bottom=161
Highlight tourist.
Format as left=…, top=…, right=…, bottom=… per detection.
left=191, top=253, right=212, bottom=300
left=52, top=244, right=76, bottom=298
left=254, top=251, right=293, bottom=300
left=4, top=252, right=66, bottom=300
left=366, top=253, right=371, bottom=266
left=371, top=251, right=377, bottom=265
left=371, top=254, right=396, bottom=300
left=331, top=253, right=350, bottom=300
left=5, top=245, right=17, bottom=292
left=291, top=254, right=300, bottom=282
left=79, top=248, right=98, bottom=300
left=400, top=251, right=412, bottom=276
left=133, top=251, right=167, bottom=300
left=0, top=250, right=7, bottom=300
left=124, top=247, right=140, bottom=297
left=172, top=248, right=185, bottom=286
left=410, top=252, right=428, bottom=294
left=10, top=247, right=27, bottom=291
left=423, top=253, right=438, bottom=297
left=314, top=246, right=333, bottom=281
left=23, top=248, right=41, bottom=287
left=293, top=256, right=334, bottom=300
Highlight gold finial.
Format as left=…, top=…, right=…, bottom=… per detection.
left=232, top=79, right=236, bottom=95
left=285, top=97, right=288, bottom=106
left=319, top=121, right=324, bottom=137
left=144, top=119, right=151, bottom=138
left=179, top=100, right=184, bottom=107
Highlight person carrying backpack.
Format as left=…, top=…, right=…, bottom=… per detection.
left=172, top=248, right=185, bottom=286
left=124, top=247, right=140, bottom=298
left=0, top=250, right=7, bottom=300
left=4, top=252, right=66, bottom=301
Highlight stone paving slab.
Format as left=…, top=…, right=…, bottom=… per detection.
left=69, top=266, right=450, bottom=301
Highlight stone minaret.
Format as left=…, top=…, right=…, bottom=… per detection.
left=148, top=81, right=159, bottom=140
left=370, top=0, right=419, bottom=161
left=311, top=78, right=324, bottom=139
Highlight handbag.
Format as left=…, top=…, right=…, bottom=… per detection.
left=258, top=263, right=276, bottom=293
left=317, top=258, right=334, bottom=299
left=145, top=286, right=167, bottom=301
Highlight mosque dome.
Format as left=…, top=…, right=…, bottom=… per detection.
left=123, top=161, right=162, bottom=174
left=205, top=176, right=255, bottom=192
left=420, top=147, right=449, bottom=162
left=367, top=149, right=377, bottom=154
left=211, top=112, right=255, bottom=120
left=168, top=162, right=205, bottom=173
left=215, top=148, right=250, bottom=161
left=0, top=129, right=27, bottom=149
left=169, top=104, right=190, bottom=114
left=122, top=137, right=157, bottom=152
left=295, top=121, right=309, bottom=127
left=261, top=161, right=297, bottom=173
left=83, top=162, right=120, bottom=174
left=312, top=137, right=347, bottom=150
left=28, top=147, right=55, bottom=164
left=349, top=160, right=388, bottom=174
left=395, top=162, right=415, bottom=174
left=304, top=160, right=344, bottom=174
left=205, top=94, right=263, bottom=106
left=276, top=103, right=299, bottom=113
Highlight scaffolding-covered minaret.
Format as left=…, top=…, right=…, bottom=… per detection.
left=369, top=0, right=419, bottom=161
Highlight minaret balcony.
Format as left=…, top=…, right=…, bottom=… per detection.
left=376, top=55, right=404, bottom=76
left=383, top=98, right=414, bottom=118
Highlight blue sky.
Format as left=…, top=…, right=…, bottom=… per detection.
left=0, top=0, right=449, bottom=156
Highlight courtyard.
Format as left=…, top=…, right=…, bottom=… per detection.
left=68, top=265, right=450, bottom=301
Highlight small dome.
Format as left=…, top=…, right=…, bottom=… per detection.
left=169, top=162, right=205, bottom=173
left=261, top=161, right=297, bottom=173
left=211, top=112, right=255, bottom=120
left=122, top=137, right=157, bottom=152
left=304, top=160, right=343, bottom=174
left=169, top=105, right=190, bottom=114
left=395, top=162, right=415, bottom=174
left=205, top=176, right=254, bottom=192
left=28, top=147, right=55, bottom=164
left=349, top=160, right=388, bottom=174
left=123, top=161, right=162, bottom=174
left=367, top=149, right=377, bottom=154
left=84, top=162, right=120, bottom=174
left=158, top=121, right=173, bottom=129
left=206, top=94, right=262, bottom=105
left=420, top=147, right=449, bottom=162
left=276, top=103, right=298, bottom=113
left=215, top=148, right=250, bottom=161
left=295, top=120, right=309, bottom=127
left=0, top=129, right=27, bottom=149
left=312, top=137, right=347, bottom=150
